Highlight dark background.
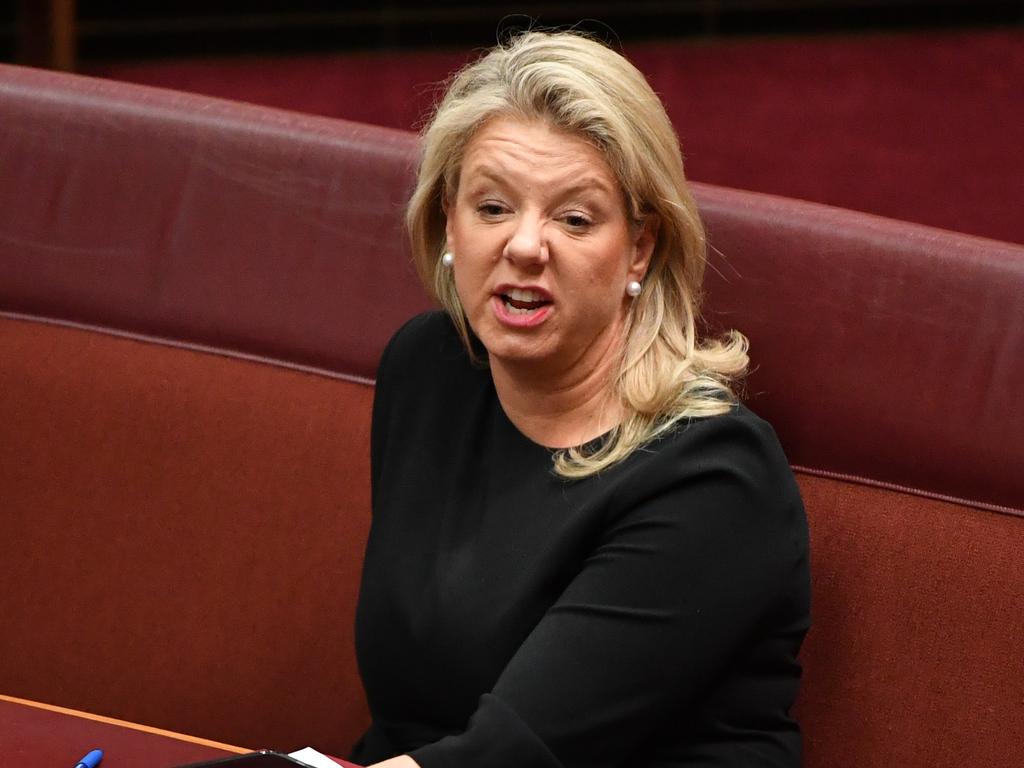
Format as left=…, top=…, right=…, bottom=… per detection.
left=4, top=2, right=1023, bottom=244
left=5, top=1, right=1023, bottom=62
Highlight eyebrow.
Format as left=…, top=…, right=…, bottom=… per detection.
left=463, top=164, right=619, bottom=199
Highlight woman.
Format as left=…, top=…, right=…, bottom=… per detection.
left=353, top=30, right=810, bottom=768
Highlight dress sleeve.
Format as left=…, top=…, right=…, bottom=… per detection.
left=409, top=412, right=808, bottom=768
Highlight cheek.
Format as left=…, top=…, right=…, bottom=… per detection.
left=452, top=254, right=492, bottom=310
left=586, top=238, right=633, bottom=285
left=447, top=204, right=474, bottom=250
left=451, top=214, right=494, bottom=259
left=569, top=265, right=627, bottom=315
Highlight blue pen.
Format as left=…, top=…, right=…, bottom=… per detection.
left=73, top=749, right=103, bottom=768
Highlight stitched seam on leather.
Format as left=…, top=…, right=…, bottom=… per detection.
left=0, top=310, right=376, bottom=387
left=7, top=312, right=1018, bottom=516
left=792, top=464, right=1023, bottom=519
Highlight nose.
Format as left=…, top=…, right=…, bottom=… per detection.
left=503, top=213, right=548, bottom=267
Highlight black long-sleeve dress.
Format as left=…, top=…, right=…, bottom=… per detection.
left=352, top=311, right=810, bottom=768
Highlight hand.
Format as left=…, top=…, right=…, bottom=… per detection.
left=367, top=756, right=421, bottom=768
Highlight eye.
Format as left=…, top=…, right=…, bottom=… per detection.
left=561, top=212, right=593, bottom=229
left=477, top=202, right=507, bottom=218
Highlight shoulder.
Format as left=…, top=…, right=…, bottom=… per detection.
left=626, top=404, right=808, bottom=592
left=621, top=403, right=792, bottom=480
left=373, top=310, right=491, bottom=430
left=375, top=310, right=471, bottom=388
left=607, top=404, right=804, bottom=541
left=377, top=310, right=462, bottom=372
left=669, top=403, right=793, bottom=483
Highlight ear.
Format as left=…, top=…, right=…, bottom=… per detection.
left=628, top=213, right=659, bottom=281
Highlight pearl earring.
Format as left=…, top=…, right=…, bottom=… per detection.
left=626, top=280, right=642, bottom=297
left=441, top=251, right=454, bottom=267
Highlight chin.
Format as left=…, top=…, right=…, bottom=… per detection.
left=474, top=326, right=551, bottom=366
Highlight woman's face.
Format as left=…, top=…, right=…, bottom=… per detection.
left=445, top=118, right=655, bottom=379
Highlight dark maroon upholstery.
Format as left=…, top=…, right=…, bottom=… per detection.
left=0, top=62, right=430, bottom=383
left=696, top=185, right=1024, bottom=514
left=1, top=63, right=1022, bottom=766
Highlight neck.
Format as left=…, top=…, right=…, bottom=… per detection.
left=490, top=339, right=624, bottom=450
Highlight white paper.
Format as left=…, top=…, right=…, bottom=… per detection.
left=288, top=746, right=343, bottom=768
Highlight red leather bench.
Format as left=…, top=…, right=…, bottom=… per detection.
left=2, top=63, right=1022, bottom=766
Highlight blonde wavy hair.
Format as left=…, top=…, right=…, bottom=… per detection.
left=407, top=29, right=748, bottom=478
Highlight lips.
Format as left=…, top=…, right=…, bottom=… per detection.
left=492, top=285, right=553, bottom=326
left=501, top=287, right=552, bottom=314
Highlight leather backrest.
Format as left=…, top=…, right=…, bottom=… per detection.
left=696, top=185, right=1024, bottom=514
left=3, top=62, right=1021, bottom=512
left=0, top=63, right=430, bottom=384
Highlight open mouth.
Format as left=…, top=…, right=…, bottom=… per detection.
left=500, top=287, right=552, bottom=315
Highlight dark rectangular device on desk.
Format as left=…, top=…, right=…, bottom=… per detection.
left=176, top=752, right=317, bottom=767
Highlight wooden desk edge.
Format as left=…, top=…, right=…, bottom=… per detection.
left=0, top=693, right=250, bottom=754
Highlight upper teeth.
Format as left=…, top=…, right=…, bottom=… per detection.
left=506, top=288, right=545, bottom=302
